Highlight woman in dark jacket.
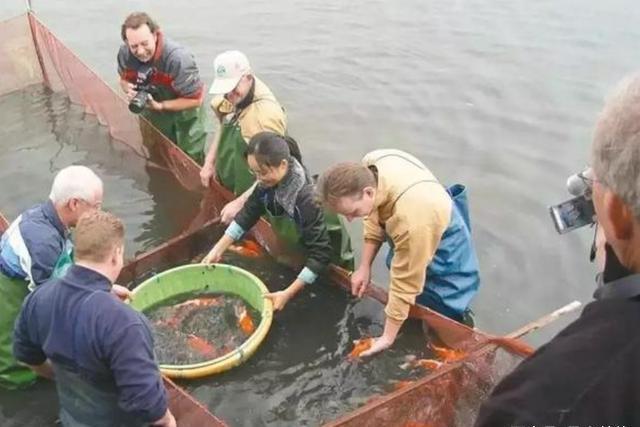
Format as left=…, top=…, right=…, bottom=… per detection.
left=203, top=131, right=336, bottom=310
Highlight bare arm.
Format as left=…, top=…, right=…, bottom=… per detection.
left=200, top=111, right=225, bottom=187
left=265, top=278, right=306, bottom=311
left=202, top=234, right=235, bottom=264
left=360, top=239, right=382, bottom=269
left=351, top=239, right=382, bottom=297
left=150, top=97, right=202, bottom=112
left=203, top=115, right=224, bottom=167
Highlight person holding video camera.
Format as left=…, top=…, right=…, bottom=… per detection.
left=117, top=12, right=208, bottom=164
left=475, top=73, right=640, bottom=426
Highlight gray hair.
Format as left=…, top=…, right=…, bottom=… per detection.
left=592, top=73, right=640, bottom=221
left=49, top=165, right=103, bottom=204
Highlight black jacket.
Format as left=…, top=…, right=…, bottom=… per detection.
left=475, top=272, right=640, bottom=427
left=234, top=176, right=332, bottom=277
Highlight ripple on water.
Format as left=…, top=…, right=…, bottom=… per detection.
left=0, top=84, right=202, bottom=257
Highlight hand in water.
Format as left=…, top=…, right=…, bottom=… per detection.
left=350, top=266, right=371, bottom=298
left=359, top=335, right=393, bottom=357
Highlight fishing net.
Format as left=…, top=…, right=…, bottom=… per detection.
left=0, top=12, right=534, bottom=426
left=146, top=293, right=260, bottom=365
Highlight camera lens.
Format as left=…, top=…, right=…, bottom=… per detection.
left=128, top=90, right=148, bottom=114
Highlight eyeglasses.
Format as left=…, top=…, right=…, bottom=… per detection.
left=247, top=167, right=272, bottom=179
left=74, top=198, right=102, bottom=210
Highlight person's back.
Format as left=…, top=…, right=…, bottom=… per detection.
left=475, top=288, right=640, bottom=426
left=13, top=211, right=173, bottom=426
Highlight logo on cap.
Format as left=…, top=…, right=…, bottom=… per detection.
left=216, top=65, right=227, bottom=76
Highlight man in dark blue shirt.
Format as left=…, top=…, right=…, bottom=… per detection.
left=13, top=211, right=175, bottom=427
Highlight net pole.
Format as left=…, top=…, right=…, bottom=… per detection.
left=506, top=300, right=582, bottom=340
left=27, top=11, right=51, bottom=89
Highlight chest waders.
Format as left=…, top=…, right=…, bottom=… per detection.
left=141, top=85, right=208, bottom=165
left=215, top=118, right=255, bottom=196
left=0, top=273, right=36, bottom=389
left=384, top=183, right=479, bottom=323
left=262, top=197, right=354, bottom=271
left=0, top=238, right=74, bottom=389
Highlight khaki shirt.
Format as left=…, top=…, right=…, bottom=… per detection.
left=362, top=149, right=452, bottom=322
left=211, top=76, right=287, bottom=142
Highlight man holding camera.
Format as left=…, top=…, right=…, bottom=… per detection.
left=117, top=12, right=208, bottom=165
left=475, top=73, right=640, bottom=426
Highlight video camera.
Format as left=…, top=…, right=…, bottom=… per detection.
left=128, top=68, right=156, bottom=114
left=549, top=167, right=597, bottom=234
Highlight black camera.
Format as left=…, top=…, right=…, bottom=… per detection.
left=128, top=68, right=156, bottom=114
left=549, top=168, right=596, bottom=234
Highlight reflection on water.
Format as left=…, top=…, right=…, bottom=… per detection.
left=0, top=84, right=201, bottom=258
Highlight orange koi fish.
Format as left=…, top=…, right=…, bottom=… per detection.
left=415, top=359, right=443, bottom=370
left=236, top=306, right=256, bottom=335
left=160, top=296, right=223, bottom=328
left=187, top=334, right=217, bottom=358
left=348, top=338, right=374, bottom=359
left=228, top=239, right=262, bottom=258
left=402, top=422, right=434, bottom=427
left=399, top=355, right=443, bottom=371
left=173, top=296, right=223, bottom=310
left=430, top=344, right=465, bottom=362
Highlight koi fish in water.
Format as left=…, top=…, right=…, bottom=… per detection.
left=347, top=338, right=374, bottom=359
left=174, top=296, right=223, bottom=310
left=187, top=334, right=217, bottom=358
left=235, top=305, right=256, bottom=335
left=430, top=343, right=465, bottom=362
left=228, top=239, right=262, bottom=258
left=399, top=355, right=443, bottom=371
left=157, top=296, right=223, bottom=328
